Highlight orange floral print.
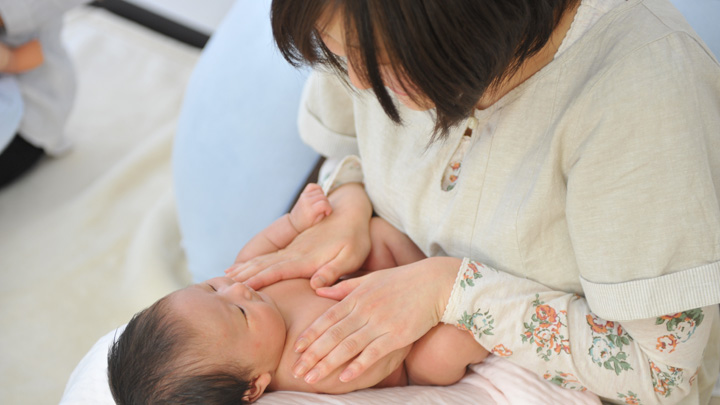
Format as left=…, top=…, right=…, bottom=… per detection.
left=656, top=335, right=678, bottom=353
left=655, top=309, right=704, bottom=354
left=586, top=314, right=614, bottom=334
left=654, top=379, right=669, bottom=396
left=491, top=344, right=513, bottom=357
left=649, top=360, right=683, bottom=398
left=536, top=305, right=558, bottom=327
left=618, top=391, right=641, bottom=404
left=586, top=314, right=633, bottom=375
left=459, top=260, right=485, bottom=289
left=521, top=295, right=572, bottom=361
left=543, top=370, right=586, bottom=391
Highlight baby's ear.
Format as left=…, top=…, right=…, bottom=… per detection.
left=244, top=373, right=272, bottom=402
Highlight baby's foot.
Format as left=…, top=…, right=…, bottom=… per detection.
left=289, top=183, right=332, bottom=232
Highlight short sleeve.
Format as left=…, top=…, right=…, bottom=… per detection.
left=320, top=155, right=363, bottom=194
left=566, top=32, right=720, bottom=320
left=298, top=70, right=358, bottom=159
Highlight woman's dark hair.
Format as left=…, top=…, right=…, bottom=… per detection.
left=107, top=297, right=253, bottom=404
left=272, top=0, right=578, bottom=140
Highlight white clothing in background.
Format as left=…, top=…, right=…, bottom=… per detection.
left=0, top=0, right=89, bottom=154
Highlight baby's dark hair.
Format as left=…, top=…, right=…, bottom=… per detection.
left=107, top=296, right=254, bottom=404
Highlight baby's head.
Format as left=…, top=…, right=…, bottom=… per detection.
left=108, top=277, right=287, bottom=404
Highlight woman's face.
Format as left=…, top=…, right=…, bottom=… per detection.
left=169, top=277, right=287, bottom=374
left=317, top=11, right=432, bottom=111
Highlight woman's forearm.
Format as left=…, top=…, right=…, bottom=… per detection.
left=326, top=182, right=372, bottom=223
left=232, top=182, right=374, bottom=290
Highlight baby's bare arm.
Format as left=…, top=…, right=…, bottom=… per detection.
left=233, top=184, right=331, bottom=263
left=288, top=183, right=332, bottom=232
left=405, top=323, right=489, bottom=386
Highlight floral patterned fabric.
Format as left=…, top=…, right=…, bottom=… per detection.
left=440, top=118, right=476, bottom=191
left=442, top=258, right=718, bottom=404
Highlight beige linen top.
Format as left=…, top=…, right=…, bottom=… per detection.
left=299, top=0, right=720, bottom=403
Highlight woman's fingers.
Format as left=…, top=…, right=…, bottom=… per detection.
left=291, top=276, right=381, bottom=381
left=314, top=277, right=359, bottom=300
left=337, top=335, right=395, bottom=382
left=226, top=253, right=284, bottom=280
left=243, top=259, right=311, bottom=290
left=293, top=292, right=354, bottom=355
left=291, top=258, right=463, bottom=384
left=310, top=250, right=352, bottom=289
left=300, top=327, right=380, bottom=384
left=311, top=241, right=370, bottom=289
left=292, top=308, right=399, bottom=384
left=291, top=314, right=364, bottom=381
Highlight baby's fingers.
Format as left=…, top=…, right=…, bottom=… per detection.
left=310, top=199, right=333, bottom=225
left=226, top=253, right=282, bottom=281
left=224, top=262, right=245, bottom=278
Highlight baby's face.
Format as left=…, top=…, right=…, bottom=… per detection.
left=168, top=277, right=287, bottom=374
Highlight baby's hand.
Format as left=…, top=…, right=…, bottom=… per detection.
left=0, top=40, right=43, bottom=74
left=288, top=183, right=332, bottom=233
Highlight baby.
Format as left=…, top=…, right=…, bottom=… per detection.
left=107, top=183, right=489, bottom=404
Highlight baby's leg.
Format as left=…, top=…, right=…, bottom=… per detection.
left=288, top=183, right=332, bottom=233
left=405, top=324, right=489, bottom=386
left=363, top=217, right=426, bottom=271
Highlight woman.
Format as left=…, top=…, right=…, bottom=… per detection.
left=225, top=0, right=720, bottom=403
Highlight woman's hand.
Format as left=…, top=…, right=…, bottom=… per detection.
left=291, top=256, right=462, bottom=384
left=227, top=183, right=372, bottom=290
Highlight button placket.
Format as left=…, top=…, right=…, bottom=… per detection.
left=441, top=116, right=480, bottom=191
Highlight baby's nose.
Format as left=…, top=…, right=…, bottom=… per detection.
left=225, top=280, right=255, bottom=300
